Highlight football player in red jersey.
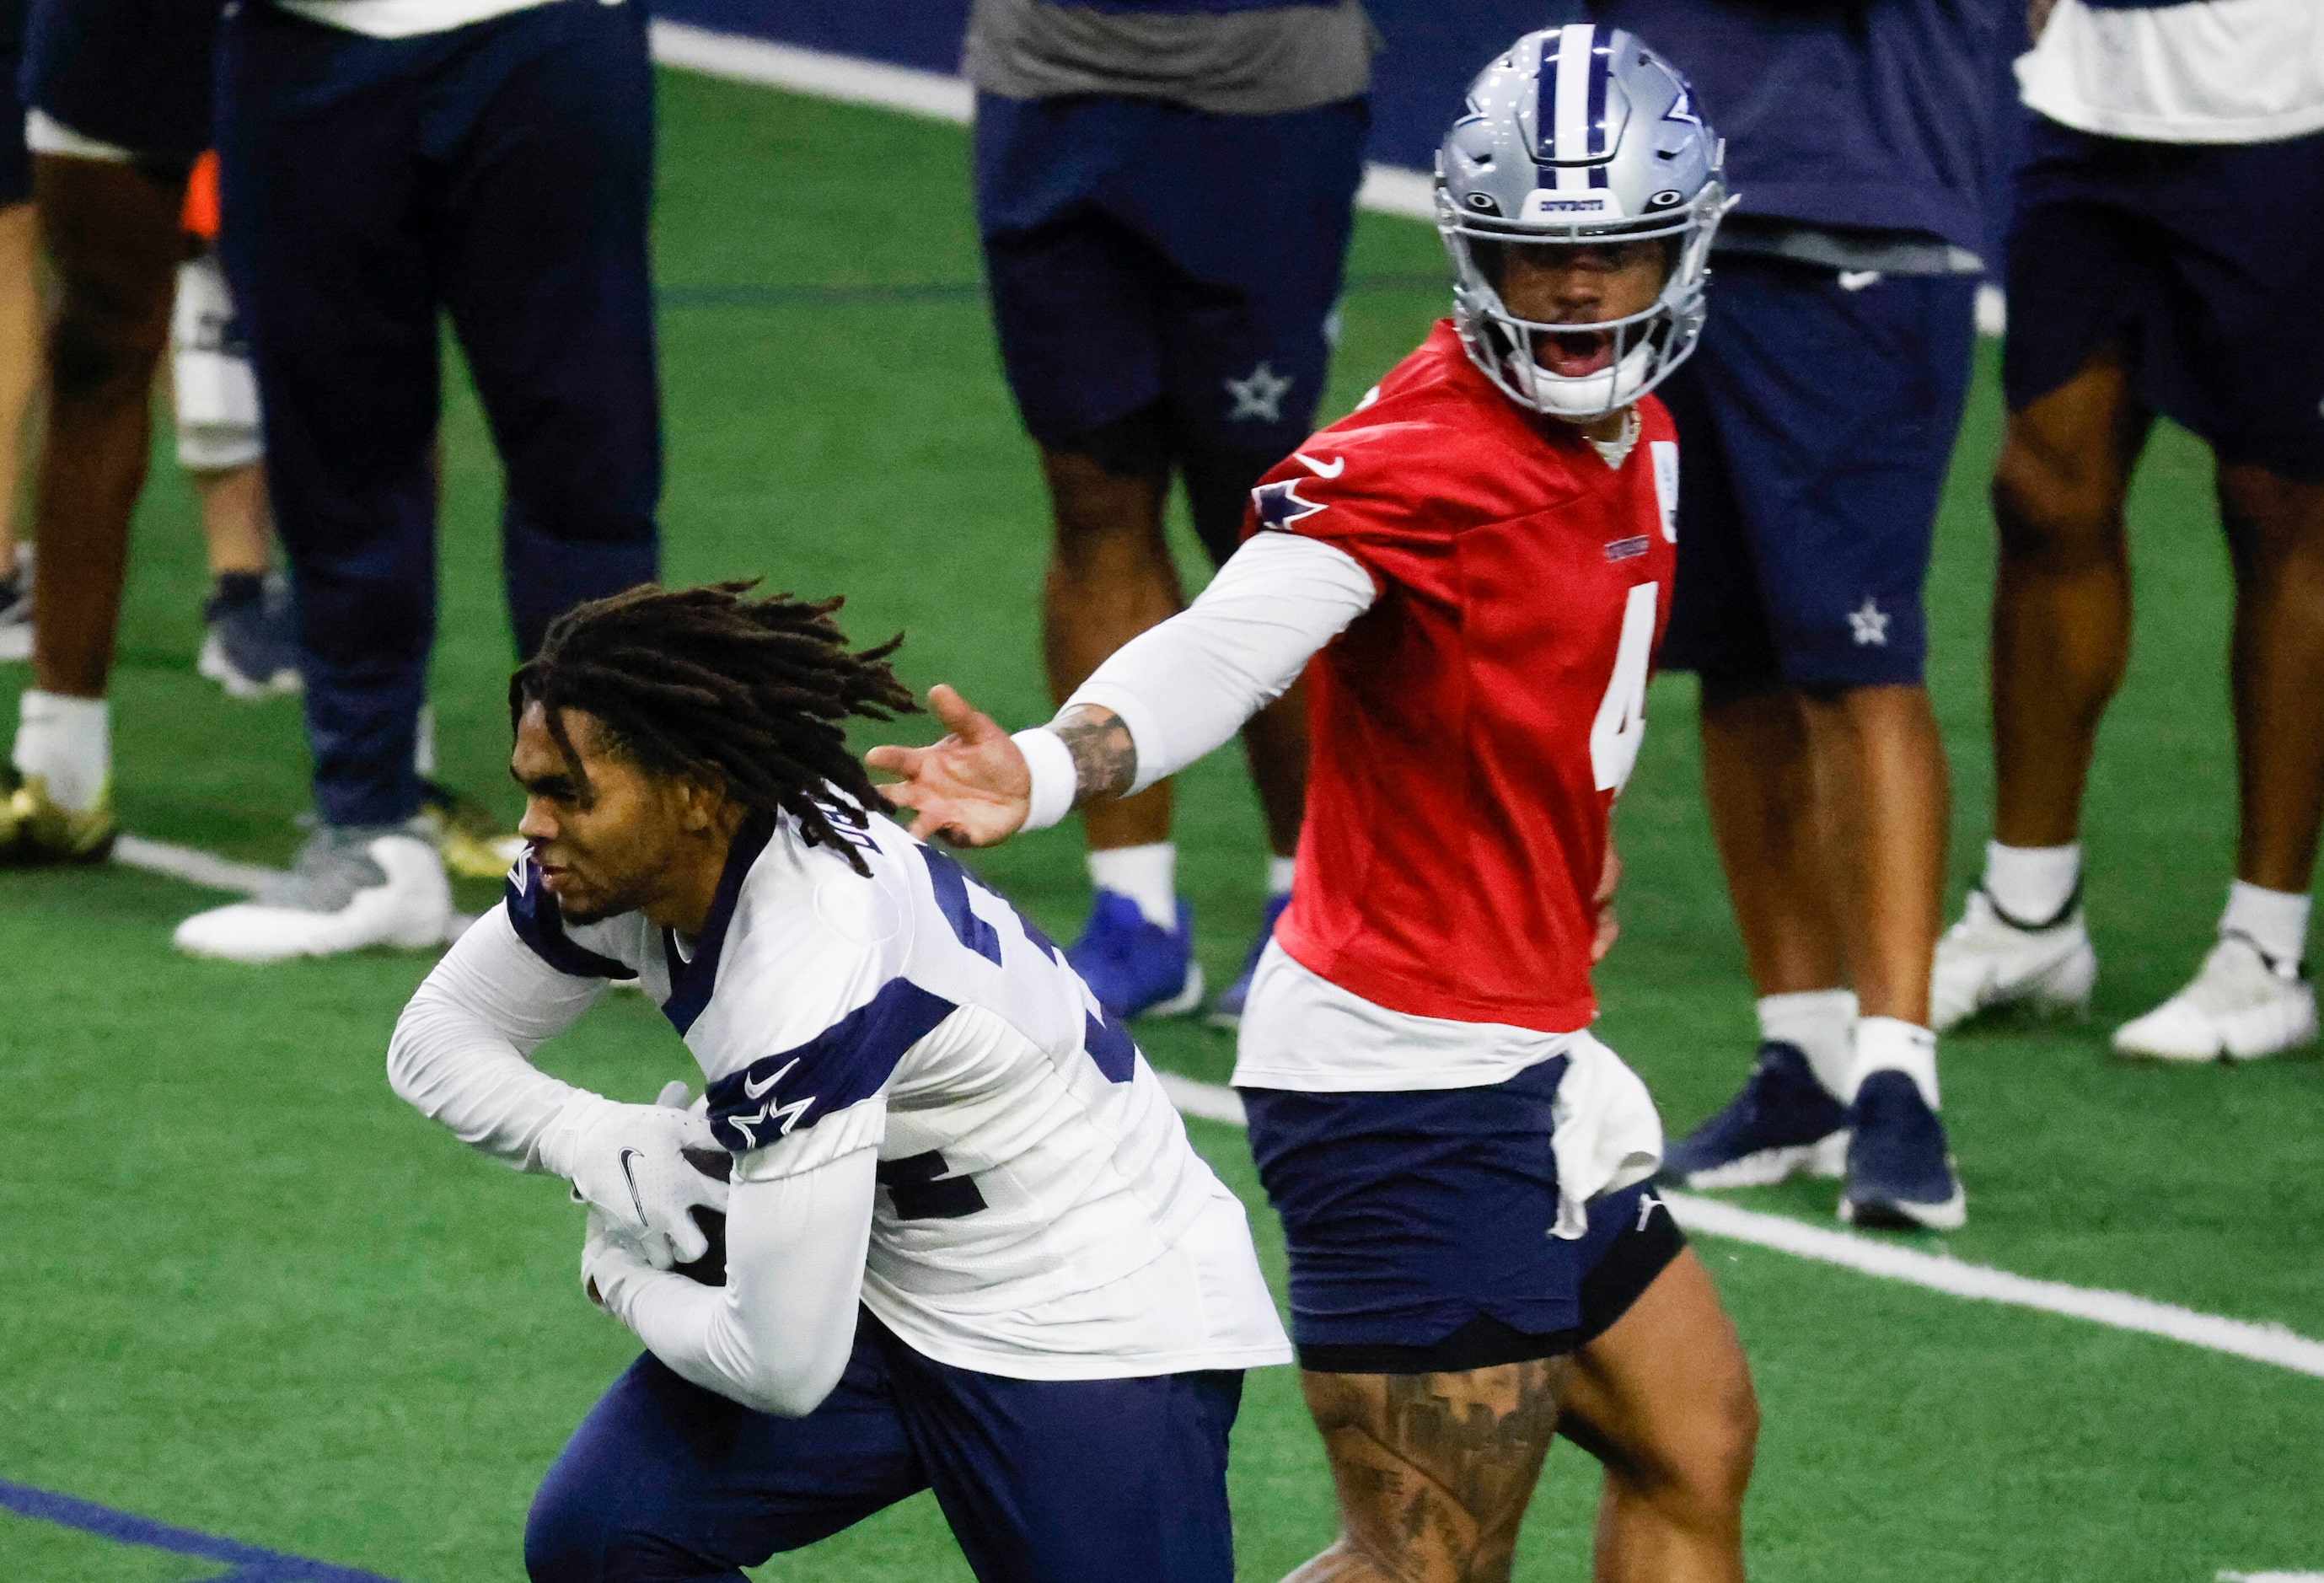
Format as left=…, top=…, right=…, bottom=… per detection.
left=872, top=28, right=1756, bottom=1583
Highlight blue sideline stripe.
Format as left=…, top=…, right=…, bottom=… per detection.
left=0, top=1478, right=401, bottom=1582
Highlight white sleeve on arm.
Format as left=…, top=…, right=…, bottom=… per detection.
left=387, top=909, right=609, bottom=1172
left=591, top=1140, right=878, bottom=1417
left=1058, top=531, right=1377, bottom=798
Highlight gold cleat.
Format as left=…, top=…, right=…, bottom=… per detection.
left=417, top=777, right=524, bottom=880
left=0, top=765, right=118, bottom=866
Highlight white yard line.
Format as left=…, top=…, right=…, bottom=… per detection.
left=1153, top=1071, right=2324, bottom=1381
left=111, top=834, right=279, bottom=895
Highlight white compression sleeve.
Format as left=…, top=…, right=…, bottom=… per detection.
left=1065, top=532, right=1377, bottom=796
left=592, top=1145, right=878, bottom=1417
left=387, top=910, right=608, bottom=1172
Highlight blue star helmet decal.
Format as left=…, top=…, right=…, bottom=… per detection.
left=1252, top=477, right=1328, bottom=533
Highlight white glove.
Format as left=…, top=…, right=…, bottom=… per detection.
left=541, top=1081, right=730, bottom=1269
left=582, top=1206, right=657, bottom=1311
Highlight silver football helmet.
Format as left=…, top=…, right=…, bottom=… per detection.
left=1436, top=24, right=1731, bottom=421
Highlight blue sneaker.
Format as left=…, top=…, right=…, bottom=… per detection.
left=1660, top=1042, right=1849, bottom=1190
left=1207, top=893, right=1291, bottom=1030
left=1839, top=1071, right=1966, bottom=1231
left=1065, top=890, right=1204, bottom=1022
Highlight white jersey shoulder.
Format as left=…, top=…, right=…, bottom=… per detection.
left=2017, top=0, right=2324, bottom=144
left=501, top=808, right=1289, bottom=1380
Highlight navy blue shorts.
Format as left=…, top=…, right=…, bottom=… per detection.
left=524, top=1310, right=1244, bottom=1583
left=0, top=32, right=24, bottom=207
left=20, top=0, right=217, bottom=160
left=1243, top=1058, right=1687, bottom=1372
left=974, top=91, right=1365, bottom=470
left=2005, top=117, right=2324, bottom=480
left=1657, top=254, right=1978, bottom=691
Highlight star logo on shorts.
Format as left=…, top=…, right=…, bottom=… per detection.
left=1225, top=361, right=1293, bottom=424
left=1849, top=596, right=1891, bottom=647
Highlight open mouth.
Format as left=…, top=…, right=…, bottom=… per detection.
left=1533, top=326, right=1616, bottom=378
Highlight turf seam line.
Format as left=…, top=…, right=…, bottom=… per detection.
left=640, top=19, right=2010, bottom=336
left=0, top=1476, right=400, bottom=1581
left=113, top=834, right=282, bottom=894
left=1152, top=1072, right=2324, bottom=1380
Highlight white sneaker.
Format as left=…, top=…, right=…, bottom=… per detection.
left=2112, top=936, right=2317, bottom=1063
left=1930, top=888, right=2098, bottom=1032
left=174, top=828, right=454, bottom=963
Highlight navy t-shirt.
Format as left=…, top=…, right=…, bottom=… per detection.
left=1587, top=0, right=2021, bottom=255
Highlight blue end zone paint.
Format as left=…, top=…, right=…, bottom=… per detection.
left=0, top=1478, right=400, bottom=1583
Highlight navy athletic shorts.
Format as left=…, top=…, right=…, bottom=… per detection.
left=20, top=0, right=217, bottom=161
left=0, top=4, right=24, bottom=208
left=2004, top=116, right=2324, bottom=480
left=973, top=91, right=1366, bottom=474
left=525, top=1309, right=1244, bottom=1583
left=1656, top=253, right=1978, bottom=691
left=1243, top=1056, right=1687, bottom=1372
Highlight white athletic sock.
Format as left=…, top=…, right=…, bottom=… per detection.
left=1983, top=840, right=2081, bottom=926
left=1757, top=989, right=1859, bottom=1100
left=1854, top=1017, right=1939, bottom=1110
left=13, top=690, right=110, bottom=813
left=1266, top=855, right=1296, bottom=898
left=2219, top=880, right=2311, bottom=972
left=414, top=703, right=437, bottom=779
left=1089, top=842, right=1178, bottom=931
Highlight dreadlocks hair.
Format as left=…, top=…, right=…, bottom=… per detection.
left=511, top=582, right=918, bottom=877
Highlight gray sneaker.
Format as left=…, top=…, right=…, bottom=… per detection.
left=198, top=571, right=302, bottom=699
left=174, top=823, right=453, bottom=963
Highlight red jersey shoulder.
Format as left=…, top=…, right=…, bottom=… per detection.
left=1245, top=322, right=1598, bottom=556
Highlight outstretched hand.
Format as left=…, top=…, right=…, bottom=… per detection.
left=865, top=684, right=1033, bottom=848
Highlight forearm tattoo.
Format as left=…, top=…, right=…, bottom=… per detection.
left=1050, top=706, right=1139, bottom=807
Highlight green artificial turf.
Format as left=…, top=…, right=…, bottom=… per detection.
left=1, top=67, right=2319, bottom=1581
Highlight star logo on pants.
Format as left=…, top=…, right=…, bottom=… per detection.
left=1849, top=596, right=1891, bottom=647
left=1225, top=361, right=1293, bottom=424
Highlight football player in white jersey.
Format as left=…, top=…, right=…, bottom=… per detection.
left=388, top=582, right=1288, bottom=1583
left=1935, top=0, right=2324, bottom=1060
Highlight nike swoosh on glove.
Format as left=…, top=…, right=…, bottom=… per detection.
left=541, top=1081, right=731, bottom=1269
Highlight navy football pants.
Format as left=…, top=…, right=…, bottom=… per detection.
left=217, top=0, right=660, bottom=828
left=524, top=1312, right=1244, bottom=1583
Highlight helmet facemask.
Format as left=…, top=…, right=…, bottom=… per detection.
left=1437, top=187, right=1728, bottom=422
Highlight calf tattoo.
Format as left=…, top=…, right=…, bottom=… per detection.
left=1299, top=1361, right=1567, bottom=1583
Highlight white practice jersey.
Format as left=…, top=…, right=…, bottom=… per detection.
left=2018, top=0, right=2324, bottom=145
left=502, top=809, right=1289, bottom=1380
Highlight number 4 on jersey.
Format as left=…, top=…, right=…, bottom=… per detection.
left=1591, top=582, right=1658, bottom=793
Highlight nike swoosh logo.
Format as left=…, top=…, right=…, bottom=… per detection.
left=1294, top=453, right=1344, bottom=479
left=743, top=1057, right=800, bottom=1101
left=1837, top=270, right=1881, bottom=292
left=617, top=1148, right=651, bottom=1227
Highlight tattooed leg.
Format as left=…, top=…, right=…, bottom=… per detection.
left=1555, top=1252, right=1756, bottom=1583
left=1286, top=1359, right=1569, bottom=1583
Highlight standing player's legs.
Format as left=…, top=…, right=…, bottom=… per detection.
left=1, top=146, right=185, bottom=863
left=431, top=0, right=658, bottom=663
left=975, top=93, right=1358, bottom=1022
left=1660, top=259, right=1974, bottom=1228
left=1951, top=124, right=2324, bottom=1058
left=181, top=3, right=455, bottom=960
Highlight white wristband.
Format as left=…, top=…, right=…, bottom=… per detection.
left=1012, top=727, right=1078, bottom=834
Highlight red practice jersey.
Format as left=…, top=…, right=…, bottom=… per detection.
left=1255, top=320, right=1677, bottom=1034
